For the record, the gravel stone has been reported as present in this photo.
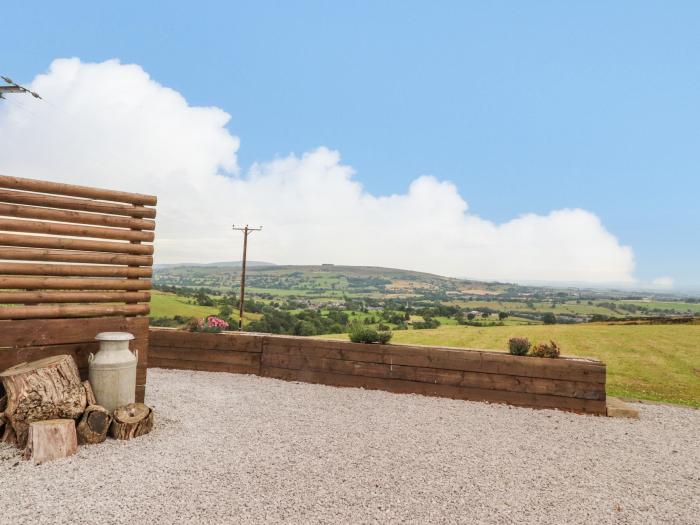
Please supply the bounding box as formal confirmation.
[1,368,698,524]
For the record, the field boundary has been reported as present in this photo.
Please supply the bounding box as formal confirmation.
[149,328,606,414]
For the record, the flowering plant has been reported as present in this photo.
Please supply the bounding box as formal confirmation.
[185,316,230,333]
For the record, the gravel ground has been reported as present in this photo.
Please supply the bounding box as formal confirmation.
[1,368,698,525]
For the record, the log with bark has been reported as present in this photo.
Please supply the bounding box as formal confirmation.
[23,419,78,465]
[77,405,112,445]
[82,380,97,406]
[0,395,6,436]
[0,355,86,448]
[110,403,153,440]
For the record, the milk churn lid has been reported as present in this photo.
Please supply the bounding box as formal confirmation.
[95,331,135,342]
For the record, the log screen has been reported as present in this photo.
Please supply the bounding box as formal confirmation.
[0,175,156,401]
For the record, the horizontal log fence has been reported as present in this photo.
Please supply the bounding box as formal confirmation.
[0,175,156,401]
[149,328,607,415]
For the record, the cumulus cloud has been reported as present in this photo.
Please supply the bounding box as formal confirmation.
[0,58,636,283]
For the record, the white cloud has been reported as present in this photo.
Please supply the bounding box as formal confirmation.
[651,276,674,288]
[0,58,636,283]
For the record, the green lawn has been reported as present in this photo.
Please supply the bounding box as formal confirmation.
[320,323,700,407]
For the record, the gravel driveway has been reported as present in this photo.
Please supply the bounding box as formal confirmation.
[1,368,698,524]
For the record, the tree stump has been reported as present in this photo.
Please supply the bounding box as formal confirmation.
[110,403,153,440]
[1,355,87,448]
[24,419,77,465]
[77,405,112,445]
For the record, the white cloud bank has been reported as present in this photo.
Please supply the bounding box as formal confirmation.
[0,58,638,283]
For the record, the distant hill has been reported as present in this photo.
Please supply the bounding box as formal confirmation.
[152,263,694,302]
[153,262,510,296]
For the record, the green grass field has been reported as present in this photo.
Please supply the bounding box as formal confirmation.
[321,323,700,407]
[150,291,220,319]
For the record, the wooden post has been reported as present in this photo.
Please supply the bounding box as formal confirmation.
[232,225,262,330]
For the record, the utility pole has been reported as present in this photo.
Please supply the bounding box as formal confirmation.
[232,224,262,330]
[0,76,42,100]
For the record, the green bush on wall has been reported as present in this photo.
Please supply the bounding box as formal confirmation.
[348,322,393,344]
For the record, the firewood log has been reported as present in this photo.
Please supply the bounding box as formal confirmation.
[0,355,86,448]
[82,380,97,406]
[24,419,77,465]
[77,405,112,445]
[110,403,153,440]
[0,395,6,436]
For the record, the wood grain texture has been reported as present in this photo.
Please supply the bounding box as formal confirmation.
[0,188,155,217]
[0,262,152,277]
[110,403,153,440]
[0,291,150,304]
[24,419,78,464]
[0,276,151,290]
[261,353,604,400]
[0,316,148,348]
[262,338,606,384]
[0,217,154,242]
[0,247,153,266]
[0,175,157,205]
[262,366,607,415]
[0,303,150,320]
[147,329,607,415]
[0,232,153,254]
[149,328,263,353]
[77,405,112,445]
[149,357,260,375]
[0,202,155,230]
[1,354,86,447]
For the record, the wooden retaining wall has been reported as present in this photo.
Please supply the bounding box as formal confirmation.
[0,175,156,402]
[149,328,607,415]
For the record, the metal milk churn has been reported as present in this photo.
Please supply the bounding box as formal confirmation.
[89,332,138,412]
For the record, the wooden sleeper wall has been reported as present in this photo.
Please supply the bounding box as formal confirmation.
[148,328,607,415]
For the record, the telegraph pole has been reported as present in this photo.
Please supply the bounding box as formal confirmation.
[232,224,262,330]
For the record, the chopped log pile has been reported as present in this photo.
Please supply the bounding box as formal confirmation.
[1,354,153,464]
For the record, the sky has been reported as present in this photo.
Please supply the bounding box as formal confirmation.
[1,1,698,289]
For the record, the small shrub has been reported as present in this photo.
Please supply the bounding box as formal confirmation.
[508,337,531,356]
[348,322,392,344]
[529,340,561,358]
[377,330,393,344]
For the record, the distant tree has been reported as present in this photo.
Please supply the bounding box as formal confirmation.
[467,312,476,321]
[543,312,557,325]
[218,304,233,319]
[481,312,489,318]
[195,290,215,307]
[498,311,508,320]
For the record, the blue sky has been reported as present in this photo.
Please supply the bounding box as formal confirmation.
[3,1,699,287]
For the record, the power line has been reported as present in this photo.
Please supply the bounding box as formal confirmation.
[232,224,263,330]
[0,76,42,100]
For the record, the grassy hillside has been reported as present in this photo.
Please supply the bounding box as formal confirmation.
[320,323,700,407]
[150,291,219,319]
